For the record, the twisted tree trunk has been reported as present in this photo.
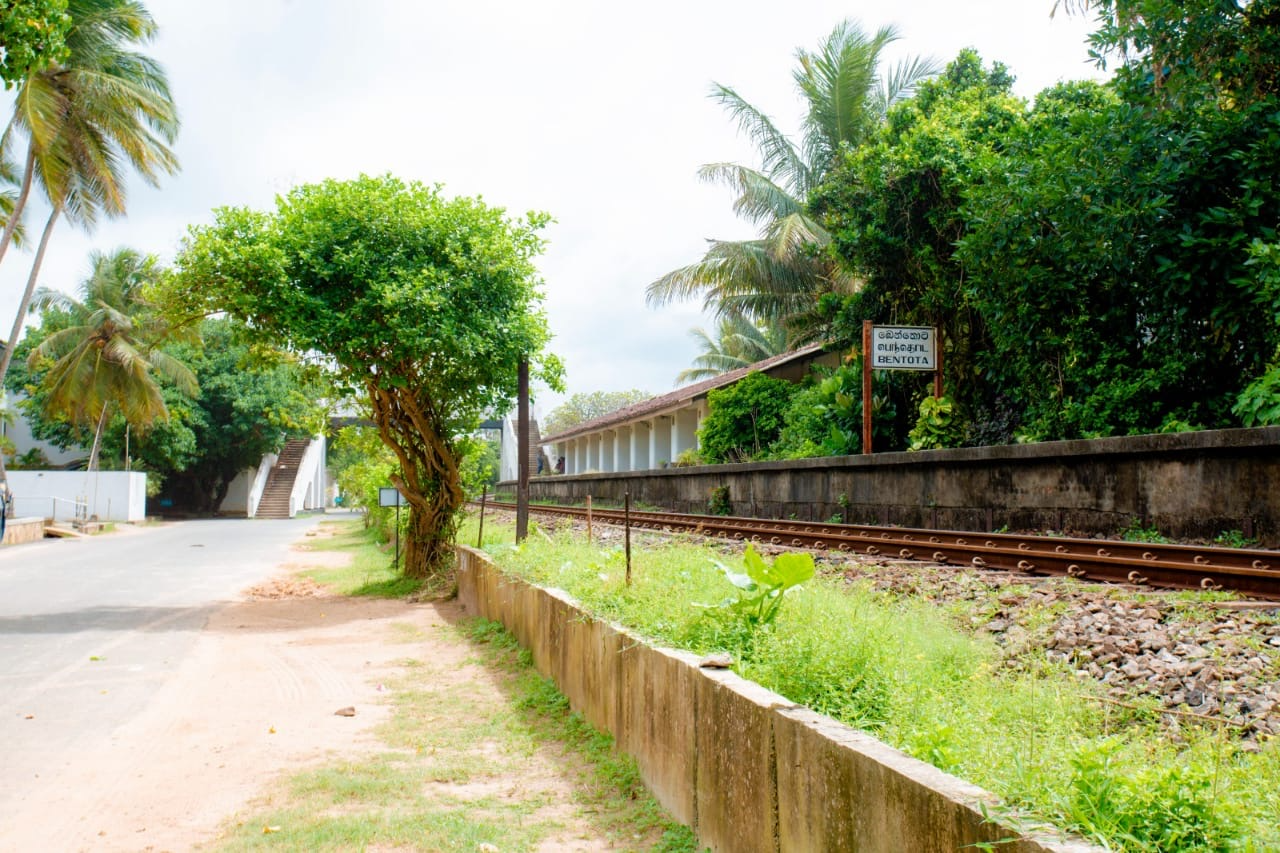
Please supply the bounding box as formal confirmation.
[367,377,464,579]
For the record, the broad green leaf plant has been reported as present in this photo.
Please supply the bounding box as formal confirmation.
[698,544,815,652]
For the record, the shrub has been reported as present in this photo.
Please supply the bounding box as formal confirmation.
[908,395,966,450]
[699,372,797,463]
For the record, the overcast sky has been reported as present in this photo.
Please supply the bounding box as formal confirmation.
[0,1,1105,416]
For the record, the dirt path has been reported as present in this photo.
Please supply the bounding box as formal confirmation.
[1,533,622,852]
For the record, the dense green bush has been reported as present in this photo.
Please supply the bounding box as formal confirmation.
[330,425,398,540]
[769,362,905,457]
[698,372,796,463]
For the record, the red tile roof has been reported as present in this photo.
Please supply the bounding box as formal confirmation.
[540,343,828,444]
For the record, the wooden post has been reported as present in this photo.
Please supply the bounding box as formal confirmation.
[586,494,593,544]
[624,491,632,586]
[477,486,487,548]
[516,359,529,543]
[862,320,873,455]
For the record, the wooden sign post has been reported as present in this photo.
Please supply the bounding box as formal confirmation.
[861,322,941,455]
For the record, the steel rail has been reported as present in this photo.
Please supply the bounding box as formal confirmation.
[476,500,1280,598]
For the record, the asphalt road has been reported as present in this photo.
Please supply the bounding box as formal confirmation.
[0,514,329,815]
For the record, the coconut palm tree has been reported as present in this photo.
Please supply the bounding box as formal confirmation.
[647,19,938,344]
[0,0,179,390]
[675,312,788,385]
[27,247,195,470]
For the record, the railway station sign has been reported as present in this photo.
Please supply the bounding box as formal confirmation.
[869,325,936,371]
[861,321,943,455]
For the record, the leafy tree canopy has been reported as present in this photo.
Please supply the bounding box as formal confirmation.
[542,389,651,437]
[815,49,1026,444]
[169,174,562,577]
[810,11,1280,448]
[8,315,323,509]
[0,0,70,88]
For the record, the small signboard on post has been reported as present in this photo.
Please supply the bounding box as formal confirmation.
[378,487,407,507]
[862,321,943,455]
[379,486,407,571]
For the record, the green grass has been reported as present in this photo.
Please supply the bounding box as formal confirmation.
[460,513,1279,853]
[298,521,424,597]
[215,519,696,852]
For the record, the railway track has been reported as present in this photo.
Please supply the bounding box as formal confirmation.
[476,499,1280,599]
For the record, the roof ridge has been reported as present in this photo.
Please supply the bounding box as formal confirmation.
[540,343,827,444]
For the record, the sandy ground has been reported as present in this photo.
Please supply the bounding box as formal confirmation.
[0,531,610,853]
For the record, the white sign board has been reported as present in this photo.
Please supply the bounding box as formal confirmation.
[378,487,407,507]
[870,325,936,371]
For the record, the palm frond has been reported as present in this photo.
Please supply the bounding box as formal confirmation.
[697,162,805,226]
[708,83,811,197]
[877,54,944,114]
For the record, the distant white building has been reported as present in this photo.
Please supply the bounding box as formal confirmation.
[536,345,835,476]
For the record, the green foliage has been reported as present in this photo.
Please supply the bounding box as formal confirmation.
[9,314,321,511]
[815,50,1021,447]
[1212,529,1259,549]
[676,313,787,385]
[1232,365,1280,427]
[330,425,397,540]
[772,362,898,457]
[772,364,860,457]
[23,248,196,470]
[1119,518,1168,544]
[542,389,650,438]
[647,20,937,343]
[811,9,1280,447]
[672,447,704,467]
[707,485,732,516]
[171,174,562,578]
[1052,738,1243,852]
[957,83,1280,440]
[908,395,964,451]
[1085,0,1280,111]
[0,0,70,87]
[699,371,796,463]
[151,318,323,512]
[696,544,815,653]
[457,432,500,496]
[469,523,1279,849]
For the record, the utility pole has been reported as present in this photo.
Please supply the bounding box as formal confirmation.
[516,358,529,542]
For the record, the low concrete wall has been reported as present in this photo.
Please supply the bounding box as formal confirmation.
[456,547,1096,852]
[2,517,44,545]
[513,427,1280,545]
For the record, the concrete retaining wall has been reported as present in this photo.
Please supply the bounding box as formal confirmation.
[2,517,44,545]
[513,427,1280,545]
[456,547,1097,852]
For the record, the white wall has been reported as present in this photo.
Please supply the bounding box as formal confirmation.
[7,470,147,522]
[220,468,255,513]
